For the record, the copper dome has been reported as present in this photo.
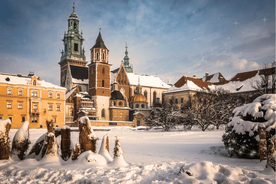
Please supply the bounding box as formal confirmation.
[131,94,147,103]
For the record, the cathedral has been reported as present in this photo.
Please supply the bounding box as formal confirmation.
[60,6,170,127]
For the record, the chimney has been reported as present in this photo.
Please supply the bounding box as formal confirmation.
[193,74,197,79]
[205,72,209,77]
[17,74,22,77]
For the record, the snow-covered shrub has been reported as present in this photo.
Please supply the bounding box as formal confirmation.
[0,119,12,160]
[109,136,128,167]
[222,94,276,158]
[10,121,30,160]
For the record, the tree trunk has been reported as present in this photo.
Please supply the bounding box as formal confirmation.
[61,127,71,161]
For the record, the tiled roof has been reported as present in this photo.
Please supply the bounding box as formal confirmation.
[230,67,275,82]
[91,31,108,50]
[70,65,88,80]
[175,76,213,89]
[202,72,227,83]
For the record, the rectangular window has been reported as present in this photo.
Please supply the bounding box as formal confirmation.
[181,98,184,103]
[53,117,56,123]
[7,88,12,95]
[48,104,53,111]
[33,103,38,110]
[175,99,178,104]
[74,43,78,52]
[22,117,25,122]
[56,105,61,111]
[18,89,23,96]
[31,117,37,123]
[18,103,23,109]
[49,91,53,98]
[7,102,12,109]
[31,90,38,97]
[57,93,60,99]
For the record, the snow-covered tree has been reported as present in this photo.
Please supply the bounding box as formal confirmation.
[109,136,128,167]
[251,62,276,94]
[10,121,30,160]
[0,119,12,160]
[222,94,276,159]
[99,135,113,162]
[181,89,254,131]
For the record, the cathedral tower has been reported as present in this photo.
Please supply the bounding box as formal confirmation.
[59,4,87,87]
[123,41,133,73]
[88,30,111,120]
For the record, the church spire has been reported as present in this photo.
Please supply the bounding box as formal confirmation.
[123,39,133,73]
[91,29,108,50]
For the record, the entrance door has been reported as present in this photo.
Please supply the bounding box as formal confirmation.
[137,118,140,126]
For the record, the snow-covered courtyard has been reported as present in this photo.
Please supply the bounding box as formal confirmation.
[0,127,274,183]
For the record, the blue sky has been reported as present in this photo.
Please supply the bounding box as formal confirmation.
[0,0,275,85]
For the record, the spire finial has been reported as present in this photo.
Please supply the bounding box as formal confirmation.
[138,76,140,86]
[73,2,75,11]
[99,28,101,32]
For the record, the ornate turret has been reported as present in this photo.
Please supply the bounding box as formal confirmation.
[123,40,133,73]
[59,3,87,87]
[60,3,86,62]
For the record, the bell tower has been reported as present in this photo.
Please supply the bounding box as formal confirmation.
[123,40,133,73]
[59,4,87,87]
[88,29,111,120]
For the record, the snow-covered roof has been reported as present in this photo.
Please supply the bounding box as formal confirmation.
[201,72,226,83]
[216,73,274,93]
[66,86,78,99]
[0,73,66,90]
[126,73,170,89]
[164,76,215,94]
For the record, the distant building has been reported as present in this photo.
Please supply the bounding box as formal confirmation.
[0,73,66,129]
[201,72,227,84]
[163,76,214,109]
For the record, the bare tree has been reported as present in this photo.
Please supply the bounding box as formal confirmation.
[251,61,276,94]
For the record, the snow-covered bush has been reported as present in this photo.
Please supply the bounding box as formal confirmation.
[109,136,128,167]
[0,119,12,160]
[99,135,113,162]
[222,94,276,158]
[10,121,30,160]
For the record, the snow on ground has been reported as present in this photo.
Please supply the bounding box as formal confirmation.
[0,127,274,183]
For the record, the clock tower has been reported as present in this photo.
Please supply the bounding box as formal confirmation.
[59,4,87,87]
[88,30,111,120]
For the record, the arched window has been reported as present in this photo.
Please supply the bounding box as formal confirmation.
[144,91,147,99]
[119,102,123,107]
[153,91,157,104]
[141,104,145,108]
[96,53,99,60]
[74,23,77,30]
[102,80,105,87]
[101,109,105,118]
[135,104,139,108]
[103,53,105,60]
[102,67,105,74]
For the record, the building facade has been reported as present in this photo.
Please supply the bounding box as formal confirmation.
[0,73,66,129]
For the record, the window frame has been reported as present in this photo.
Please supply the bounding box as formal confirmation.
[18,89,23,96]
[7,102,12,109]
[18,103,23,109]
[57,92,61,99]
[56,104,61,111]
[49,91,53,98]
[48,104,53,111]
[7,88,12,95]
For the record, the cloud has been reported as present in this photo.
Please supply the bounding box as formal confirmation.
[248,61,261,70]
[233,59,261,71]
[233,59,248,70]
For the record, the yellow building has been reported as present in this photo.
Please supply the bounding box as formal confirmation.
[0,73,66,129]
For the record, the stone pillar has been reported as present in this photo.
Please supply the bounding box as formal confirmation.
[61,126,71,161]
